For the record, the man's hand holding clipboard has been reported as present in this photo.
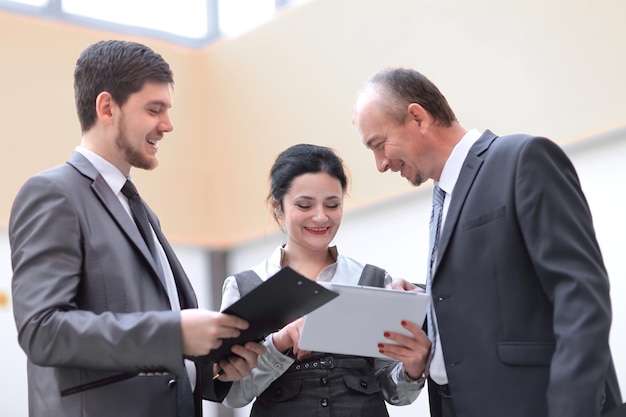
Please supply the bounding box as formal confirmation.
[190,267,338,377]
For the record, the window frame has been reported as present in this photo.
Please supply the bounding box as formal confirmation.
[0,0,299,48]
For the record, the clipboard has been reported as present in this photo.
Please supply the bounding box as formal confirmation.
[193,267,339,363]
[298,282,430,358]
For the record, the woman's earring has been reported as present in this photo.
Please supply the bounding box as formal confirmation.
[274,204,283,220]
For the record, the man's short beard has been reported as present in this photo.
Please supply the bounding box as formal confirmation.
[409,174,424,187]
[115,114,158,171]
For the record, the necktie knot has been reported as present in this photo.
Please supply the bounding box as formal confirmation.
[121,180,139,199]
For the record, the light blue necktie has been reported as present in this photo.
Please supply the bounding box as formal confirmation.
[426,184,445,366]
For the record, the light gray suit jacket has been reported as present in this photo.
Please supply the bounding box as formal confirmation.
[10,152,222,417]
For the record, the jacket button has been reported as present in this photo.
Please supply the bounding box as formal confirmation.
[320,377,328,385]
[168,379,176,389]
[321,398,329,407]
[361,380,368,388]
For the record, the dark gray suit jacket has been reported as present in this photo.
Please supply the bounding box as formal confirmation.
[10,152,225,417]
[428,131,621,417]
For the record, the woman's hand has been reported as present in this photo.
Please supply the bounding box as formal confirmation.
[386,278,425,293]
[378,319,430,380]
[271,317,311,360]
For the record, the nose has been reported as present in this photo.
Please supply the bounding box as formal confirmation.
[375,153,390,173]
[312,206,329,222]
[160,112,174,133]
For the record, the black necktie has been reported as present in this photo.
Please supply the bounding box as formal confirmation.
[121,180,159,260]
[121,180,168,286]
[121,180,195,416]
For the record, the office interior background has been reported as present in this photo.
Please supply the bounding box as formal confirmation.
[1,0,625,415]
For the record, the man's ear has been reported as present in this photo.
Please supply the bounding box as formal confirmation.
[407,102,432,130]
[95,91,115,125]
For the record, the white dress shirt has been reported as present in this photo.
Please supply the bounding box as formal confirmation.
[429,129,482,385]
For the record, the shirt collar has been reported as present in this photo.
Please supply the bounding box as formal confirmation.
[437,129,482,195]
[75,146,129,194]
[267,244,340,281]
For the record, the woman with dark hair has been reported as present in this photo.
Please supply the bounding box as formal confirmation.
[219,144,430,416]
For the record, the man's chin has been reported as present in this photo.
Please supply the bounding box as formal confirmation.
[408,176,423,187]
[131,156,159,171]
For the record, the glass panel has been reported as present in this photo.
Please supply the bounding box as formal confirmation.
[218,0,274,37]
[61,0,208,38]
[4,0,49,6]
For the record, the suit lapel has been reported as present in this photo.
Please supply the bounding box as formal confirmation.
[434,130,498,276]
[67,152,167,293]
[149,216,198,309]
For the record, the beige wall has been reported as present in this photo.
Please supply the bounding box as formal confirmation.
[1,0,625,248]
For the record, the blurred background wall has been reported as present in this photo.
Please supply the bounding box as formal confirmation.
[1,0,624,415]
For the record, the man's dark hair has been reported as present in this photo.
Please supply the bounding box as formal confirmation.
[74,40,174,132]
